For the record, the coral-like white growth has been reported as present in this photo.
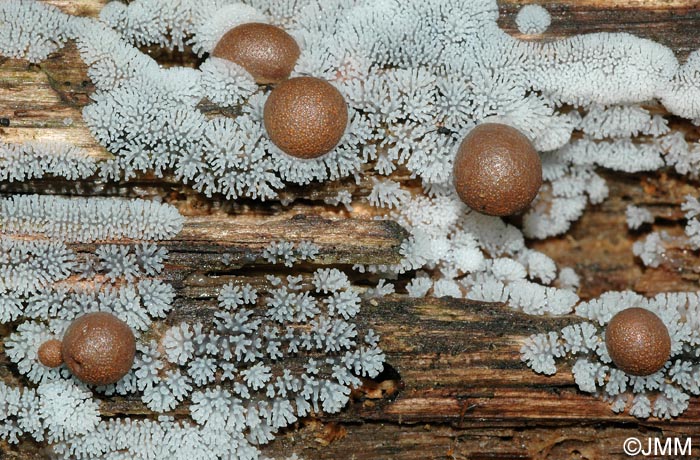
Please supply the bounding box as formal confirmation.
[631,195,700,268]
[155,267,383,454]
[523,157,608,239]
[6,0,700,453]
[5,322,63,385]
[530,33,678,106]
[0,142,97,182]
[368,178,411,209]
[324,190,354,211]
[661,50,700,121]
[557,267,580,291]
[53,416,264,460]
[516,4,551,35]
[0,195,183,242]
[5,242,175,386]
[632,232,670,268]
[522,292,700,419]
[365,279,395,298]
[659,132,700,177]
[0,237,75,297]
[0,0,70,62]
[200,57,257,107]
[520,250,557,284]
[0,379,99,445]
[0,195,179,414]
[557,137,664,173]
[626,205,654,230]
[577,105,668,139]
[682,195,700,248]
[262,240,320,267]
[406,273,433,298]
[369,190,580,314]
[521,331,562,375]
[0,192,377,459]
[3,0,692,212]
[37,380,101,443]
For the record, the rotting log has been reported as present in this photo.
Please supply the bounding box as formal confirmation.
[4,1,700,459]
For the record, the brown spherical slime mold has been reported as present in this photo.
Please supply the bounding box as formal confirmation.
[605,307,671,376]
[452,123,542,216]
[38,339,64,368]
[61,312,136,386]
[212,23,300,84]
[263,76,348,159]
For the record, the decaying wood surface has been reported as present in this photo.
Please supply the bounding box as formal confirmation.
[3,1,700,459]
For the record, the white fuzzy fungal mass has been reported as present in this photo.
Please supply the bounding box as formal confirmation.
[0,142,98,182]
[0,193,382,458]
[262,240,320,267]
[632,195,700,269]
[0,195,184,242]
[515,4,551,35]
[522,292,700,419]
[3,0,700,455]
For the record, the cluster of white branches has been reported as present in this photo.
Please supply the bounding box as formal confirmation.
[0,195,183,242]
[136,269,384,456]
[4,0,700,447]
[0,195,183,451]
[522,291,700,419]
[0,142,98,182]
[631,195,700,269]
[261,240,320,267]
[4,239,175,387]
[3,252,383,458]
[515,4,551,35]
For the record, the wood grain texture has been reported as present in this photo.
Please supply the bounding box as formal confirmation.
[3,1,700,459]
[499,1,700,61]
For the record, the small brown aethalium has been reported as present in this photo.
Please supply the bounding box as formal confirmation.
[264,76,348,159]
[453,123,542,217]
[60,312,137,386]
[37,339,64,369]
[605,307,671,376]
[212,22,300,84]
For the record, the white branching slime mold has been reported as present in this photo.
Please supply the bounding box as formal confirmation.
[3,0,700,458]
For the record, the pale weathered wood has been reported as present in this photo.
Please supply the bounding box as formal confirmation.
[3,1,700,459]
